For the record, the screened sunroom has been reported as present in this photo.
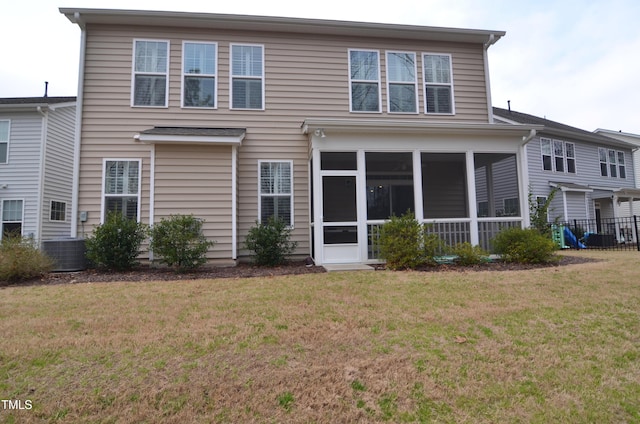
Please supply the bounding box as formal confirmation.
[304,119,539,265]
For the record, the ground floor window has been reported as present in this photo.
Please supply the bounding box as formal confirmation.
[259,161,293,226]
[422,153,467,218]
[50,201,67,222]
[103,159,141,221]
[2,199,23,238]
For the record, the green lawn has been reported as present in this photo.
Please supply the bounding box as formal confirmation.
[1,250,639,423]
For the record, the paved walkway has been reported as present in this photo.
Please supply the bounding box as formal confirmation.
[322,263,375,272]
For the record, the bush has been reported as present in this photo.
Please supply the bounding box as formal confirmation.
[379,212,429,270]
[245,217,297,266]
[85,212,148,271]
[0,236,53,283]
[492,227,558,264]
[150,215,214,272]
[451,242,489,266]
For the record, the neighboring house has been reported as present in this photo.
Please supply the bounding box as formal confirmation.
[494,107,640,237]
[61,8,539,265]
[0,96,76,242]
[593,129,640,217]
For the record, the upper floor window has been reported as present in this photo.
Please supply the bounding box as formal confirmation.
[0,120,9,164]
[386,51,418,113]
[599,147,626,178]
[231,44,264,110]
[423,54,453,114]
[133,40,169,107]
[541,139,575,174]
[50,201,67,222]
[182,42,217,108]
[259,161,293,226]
[102,159,141,221]
[349,49,381,112]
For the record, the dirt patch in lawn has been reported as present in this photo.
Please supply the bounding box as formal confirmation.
[12,254,598,287]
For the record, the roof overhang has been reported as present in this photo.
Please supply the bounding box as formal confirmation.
[134,127,245,145]
[302,118,541,138]
[60,8,505,45]
[550,182,593,193]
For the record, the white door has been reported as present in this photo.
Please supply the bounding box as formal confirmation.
[321,174,360,263]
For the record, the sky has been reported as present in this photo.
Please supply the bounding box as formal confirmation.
[2,0,639,134]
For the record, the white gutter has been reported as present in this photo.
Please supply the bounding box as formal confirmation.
[70,13,86,238]
[483,34,498,123]
[232,145,238,260]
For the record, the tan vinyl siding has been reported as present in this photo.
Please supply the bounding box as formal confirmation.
[77,23,492,258]
[154,144,232,259]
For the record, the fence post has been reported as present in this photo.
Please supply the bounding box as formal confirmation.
[634,215,640,252]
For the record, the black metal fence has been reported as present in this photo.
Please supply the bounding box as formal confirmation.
[555,216,640,251]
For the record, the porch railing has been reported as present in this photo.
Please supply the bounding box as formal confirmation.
[367,217,523,259]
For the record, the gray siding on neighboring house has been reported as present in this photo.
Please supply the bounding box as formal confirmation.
[41,104,76,240]
[526,135,635,221]
[76,22,493,258]
[0,112,43,239]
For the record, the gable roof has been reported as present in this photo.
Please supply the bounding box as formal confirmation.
[60,8,504,46]
[493,106,636,148]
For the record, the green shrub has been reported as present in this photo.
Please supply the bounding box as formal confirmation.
[379,212,426,270]
[451,242,489,266]
[0,236,53,283]
[150,215,214,272]
[492,227,558,264]
[85,212,148,271]
[245,217,297,266]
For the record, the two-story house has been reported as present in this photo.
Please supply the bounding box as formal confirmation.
[0,96,76,242]
[61,8,539,265]
[494,107,640,243]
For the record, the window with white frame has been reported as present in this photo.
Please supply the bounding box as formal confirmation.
[0,120,9,163]
[540,138,575,173]
[349,49,381,112]
[259,161,293,226]
[182,42,217,108]
[103,160,141,221]
[50,201,67,222]
[133,40,169,107]
[423,53,453,114]
[2,199,23,238]
[599,147,608,177]
[231,44,264,109]
[617,151,626,178]
[608,149,618,178]
[386,51,418,113]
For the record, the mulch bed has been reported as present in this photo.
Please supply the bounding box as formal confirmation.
[5,255,597,287]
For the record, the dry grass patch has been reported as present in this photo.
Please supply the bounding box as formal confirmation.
[1,251,640,423]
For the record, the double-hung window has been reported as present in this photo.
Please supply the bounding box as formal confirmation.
[182,42,217,108]
[386,51,418,113]
[423,53,454,114]
[259,161,293,226]
[102,159,141,221]
[541,139,575,173]
[349,49,381,112]
[2,199,23,238]
[598,148,626,178]
[133,40,169,107]
[0,120,9,163]
[231,44,264,110]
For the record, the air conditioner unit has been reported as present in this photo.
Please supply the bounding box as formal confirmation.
[42,238,87,272]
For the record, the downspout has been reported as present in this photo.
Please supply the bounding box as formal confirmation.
[70,12,86,238]
[519,129,536,228]
[36,106,49,244]
[232,145,238,261]
[483,34,498,123]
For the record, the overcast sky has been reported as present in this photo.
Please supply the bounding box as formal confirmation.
[2,0,639,134]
